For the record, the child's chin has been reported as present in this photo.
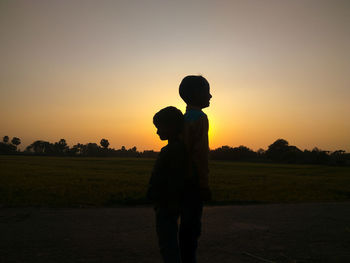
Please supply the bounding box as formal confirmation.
[202,100,210,107]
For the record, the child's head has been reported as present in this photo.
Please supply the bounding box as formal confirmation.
[153,106,184,141]
[179,75,212,108]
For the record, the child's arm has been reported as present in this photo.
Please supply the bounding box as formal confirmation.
[146,149,167,203]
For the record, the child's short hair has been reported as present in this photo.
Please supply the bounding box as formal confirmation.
[179,75,209,105]
[153,106,184,134]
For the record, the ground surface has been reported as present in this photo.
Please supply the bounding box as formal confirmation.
[1,202,349,263]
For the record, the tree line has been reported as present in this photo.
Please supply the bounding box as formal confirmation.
[1,136,349,166]
[0,136,158,158]
[210,139,349,166]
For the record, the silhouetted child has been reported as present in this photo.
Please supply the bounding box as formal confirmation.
[178,75,212,263]
[147,106,187,263]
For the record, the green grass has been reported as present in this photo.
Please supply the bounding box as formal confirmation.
[1,156,349,207]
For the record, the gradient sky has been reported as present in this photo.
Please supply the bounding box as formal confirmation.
[1,0,349,152]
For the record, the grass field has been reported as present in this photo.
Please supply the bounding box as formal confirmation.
[1,155,350,207]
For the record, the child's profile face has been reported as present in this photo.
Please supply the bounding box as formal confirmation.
[156,124,170,141]
[198,86,212,108]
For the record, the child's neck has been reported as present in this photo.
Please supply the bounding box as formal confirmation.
[187,105,202,111]
[168,136,180,144]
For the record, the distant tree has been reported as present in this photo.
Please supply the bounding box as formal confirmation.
[210,145,257,161]
[282,145,303,163]
[100,139,109,149]
[0,139,16,154]
[11,137,21,149]
[26,140,56,155]
[266,139,290,161]
[84,143,100,156]
[310,147,330,164]
[58,139,67,147]
[266,139,303,163]
[3,136,9,143]
[330,150,346,165]
[257,148,265,156]
[268,139,289,151]
[71,143,84,155]
[54,139,68,154]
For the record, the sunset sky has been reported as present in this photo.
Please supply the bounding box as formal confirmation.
[1,0,349,152]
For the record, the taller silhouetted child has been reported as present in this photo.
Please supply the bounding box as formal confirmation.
[179,75,212,263]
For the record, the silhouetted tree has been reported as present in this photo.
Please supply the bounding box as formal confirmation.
[329,150,346,165]
[311,147,330,164]
[267,139,289,155]
[11,137,21,149]
[257,148,266,158]
[71,143,84,155]
[302,149,328,164]
[0,141,16,154]
[26,140,55,155]
[54,139,68,155]
[210,145,257,161]
[0,136,20,154]
[100,139,109,149]
[128,146,139,157]
[84,143,100,156]
[266,139,303,163]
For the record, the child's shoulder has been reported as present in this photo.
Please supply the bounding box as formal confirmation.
[184,108,207,122]
[163,140,186,153]
[159,141,186,160]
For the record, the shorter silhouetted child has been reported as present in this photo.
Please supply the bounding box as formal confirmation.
[147,106,187,263]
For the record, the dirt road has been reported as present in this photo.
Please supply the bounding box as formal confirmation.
[1,202,349,262]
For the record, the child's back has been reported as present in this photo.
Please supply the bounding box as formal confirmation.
[183,106,209,190]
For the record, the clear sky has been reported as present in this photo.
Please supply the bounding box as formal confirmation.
[1,0,349,152]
